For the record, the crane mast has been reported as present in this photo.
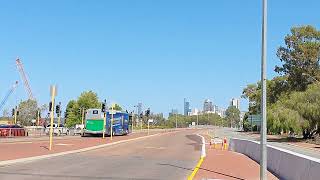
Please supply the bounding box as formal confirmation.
[0,81,18,112]
[16,58,34,100]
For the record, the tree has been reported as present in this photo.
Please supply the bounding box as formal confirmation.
[275,25,320,91]
[110,104,122,111]
[17,99,38,125]
[225,106,240,128]
[65,91,100,127]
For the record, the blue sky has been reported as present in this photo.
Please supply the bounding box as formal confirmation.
[0,0,319,116]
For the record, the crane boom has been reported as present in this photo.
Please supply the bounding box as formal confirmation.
[16,58,34,100]
[0,81,18,112]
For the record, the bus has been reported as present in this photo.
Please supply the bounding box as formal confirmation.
[81,108,132,137]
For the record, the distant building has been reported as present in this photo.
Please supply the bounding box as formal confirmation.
[216,107,226,118]
[230,98,240,109]
[203,99,214,113]
[169,109,178,117]
[190,108,201,116]
[137,103,142,115]
[184,98,191,116]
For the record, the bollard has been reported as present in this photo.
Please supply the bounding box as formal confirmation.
[223,137,228,150]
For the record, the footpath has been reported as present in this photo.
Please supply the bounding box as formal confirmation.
[194,134,278,180]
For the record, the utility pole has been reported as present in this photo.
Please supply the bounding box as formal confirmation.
[260,0,267,179]
[14,106,17,124]
[57,102,61,127]
[81,107,85,125]
[111,104,114,141]
[49,85,56,151]
[197,113,199,127]
[37,109,40,126]
[102,99,106,139]
[175,113,177,129]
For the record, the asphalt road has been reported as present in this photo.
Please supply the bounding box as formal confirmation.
[0,130,201,180]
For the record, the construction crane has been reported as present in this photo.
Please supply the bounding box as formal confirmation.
[0,81,19,112]
[16,58,34,100]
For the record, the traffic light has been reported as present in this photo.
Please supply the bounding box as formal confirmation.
[64,111,68,118]
[101,99,107,112]
[140,112,143,118]
[56,105,60,115]
[16,110,19,116]
[145,108,150,117]
[49,102,53,112]
[12,108,15,116]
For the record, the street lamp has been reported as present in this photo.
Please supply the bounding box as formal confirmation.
[260,0,267,179]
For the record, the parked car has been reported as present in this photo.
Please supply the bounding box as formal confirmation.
[69,124,84,136]
[45,124,70,136]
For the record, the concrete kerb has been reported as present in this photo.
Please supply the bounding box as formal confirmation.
[0,130,179,167]
[229,137,320,180]
[187,134,206,180]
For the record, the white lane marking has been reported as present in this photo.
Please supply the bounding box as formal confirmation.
[144,146,166,150]
[4,141,33,145]
[56,143,73,146]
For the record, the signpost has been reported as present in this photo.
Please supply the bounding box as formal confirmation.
[110,104,116,141]
[148,119,153,135]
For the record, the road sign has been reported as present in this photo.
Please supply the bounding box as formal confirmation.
[248,114,261,126]
[148,119,154,123]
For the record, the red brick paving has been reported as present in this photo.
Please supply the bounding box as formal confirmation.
[194,135,278,180]
[0,131,164,161]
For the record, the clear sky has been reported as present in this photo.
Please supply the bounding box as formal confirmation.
[0,0,319,116]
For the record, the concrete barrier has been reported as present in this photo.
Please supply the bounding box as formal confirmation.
[229,138,320,180]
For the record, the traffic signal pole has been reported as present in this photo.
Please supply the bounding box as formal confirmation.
[14,106,17,124]
[49,86,56,151]
[81,107,85,125]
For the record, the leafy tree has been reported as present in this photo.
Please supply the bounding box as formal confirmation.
[275,25,320,91]
[65,91,100,127]
[17,99,38,125]
[225,106,240,128]
[110,104,122,111]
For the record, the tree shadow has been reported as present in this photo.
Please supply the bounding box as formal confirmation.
[158,163,245,180]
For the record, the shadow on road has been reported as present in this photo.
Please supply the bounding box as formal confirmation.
[158,163,245,180]
[185,134,201,151]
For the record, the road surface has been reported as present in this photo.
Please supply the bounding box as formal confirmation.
[0,130,201,180]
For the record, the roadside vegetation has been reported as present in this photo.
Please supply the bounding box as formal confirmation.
[242,25,320,139]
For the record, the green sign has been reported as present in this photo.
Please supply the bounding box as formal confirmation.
[248,114,261,126]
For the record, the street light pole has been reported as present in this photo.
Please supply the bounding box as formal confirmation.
[260,0,267,179]
[175,113,177,129]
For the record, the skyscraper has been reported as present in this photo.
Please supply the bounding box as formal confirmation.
[230,98,240,109]
[203,99,213,112]
[184,98,191,116]
[137,103,142,115]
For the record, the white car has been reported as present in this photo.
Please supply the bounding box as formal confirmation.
[45,124,70,136]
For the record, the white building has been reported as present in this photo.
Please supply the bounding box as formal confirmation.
[230,98,240,110]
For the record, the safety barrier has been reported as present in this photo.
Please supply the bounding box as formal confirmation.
[0,128,27,137]
[229,138,320,180]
